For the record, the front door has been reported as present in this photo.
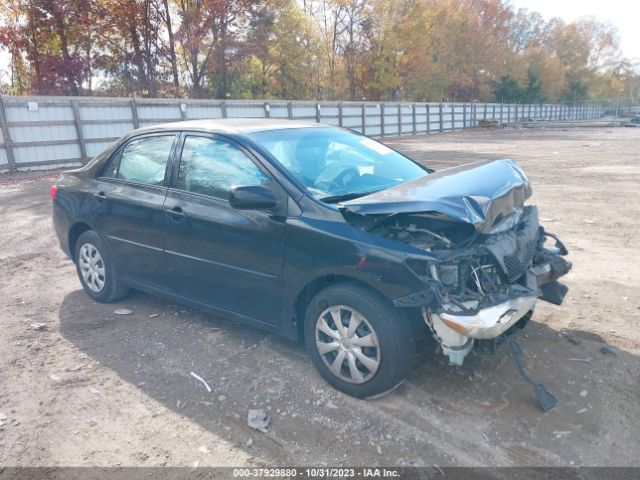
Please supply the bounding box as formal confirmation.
[162,134,286,324]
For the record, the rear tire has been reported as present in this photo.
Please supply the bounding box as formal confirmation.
[74,230,129,303]
[304,283,415,399]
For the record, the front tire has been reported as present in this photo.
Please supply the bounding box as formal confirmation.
[74,230,129,303]
[304,283,415,399]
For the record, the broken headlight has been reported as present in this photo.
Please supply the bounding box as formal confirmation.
[437,265,459,287]
[405,258,459,288]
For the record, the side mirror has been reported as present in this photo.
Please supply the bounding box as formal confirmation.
[229,185,278,210]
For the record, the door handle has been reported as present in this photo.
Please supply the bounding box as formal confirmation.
[93,191,106,202]
[165,206,185,221]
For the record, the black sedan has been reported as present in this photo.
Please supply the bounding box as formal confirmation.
[52,119,571,398]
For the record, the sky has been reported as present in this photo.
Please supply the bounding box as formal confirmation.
[510,0,640,61]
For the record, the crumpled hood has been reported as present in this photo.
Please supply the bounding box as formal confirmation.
[341,159,532,234]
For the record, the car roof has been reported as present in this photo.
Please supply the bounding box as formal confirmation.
[137,118,330,135]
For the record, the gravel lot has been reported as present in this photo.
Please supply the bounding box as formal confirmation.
[1,127,639,467]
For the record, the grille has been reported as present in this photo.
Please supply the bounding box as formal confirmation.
[482,206,540,283]
[503,237,537,282]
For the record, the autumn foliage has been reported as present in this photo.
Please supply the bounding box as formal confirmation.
[1,0,638,102]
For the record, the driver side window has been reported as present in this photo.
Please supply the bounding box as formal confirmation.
[177,136,271,200]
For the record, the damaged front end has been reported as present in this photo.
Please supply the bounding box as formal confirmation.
[342,159,572,366]
[391,205,571,365]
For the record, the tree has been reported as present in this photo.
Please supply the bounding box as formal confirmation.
[1,0,638,102]
[0,0,93,95]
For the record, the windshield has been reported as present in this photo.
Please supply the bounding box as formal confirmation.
[248,127,428,202]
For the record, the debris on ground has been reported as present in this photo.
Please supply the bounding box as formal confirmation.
[247,409,270,433]
[477,119,500,129]
[600,346,618,357]
[560,330,581,345]
[245,438,253,448]
[0,413,6,427]
[31,323,46,331]
[579,390,588,397]
[567,357,592,363]
[197,445,210,454]
[149,313,159,318]
[190,372,212,393]
[113,309,133,315]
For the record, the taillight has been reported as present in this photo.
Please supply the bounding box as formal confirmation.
[50,184,58,201]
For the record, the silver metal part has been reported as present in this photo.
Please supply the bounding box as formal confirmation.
[78,242,106,292]
[424,295,537,365]
[315,305,380,384]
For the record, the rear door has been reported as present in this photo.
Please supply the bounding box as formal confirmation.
[92,133,177,287]
[162,133,286,323]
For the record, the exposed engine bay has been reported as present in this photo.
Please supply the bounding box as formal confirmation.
[339,159,572,368]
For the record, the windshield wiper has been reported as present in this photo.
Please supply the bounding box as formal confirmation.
[320,189,385,204]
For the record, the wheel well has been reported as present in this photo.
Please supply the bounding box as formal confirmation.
[293,274,390,341]
[68,222,92,261]
[293,274,427,342]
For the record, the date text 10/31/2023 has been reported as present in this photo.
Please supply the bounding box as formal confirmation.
[232,468,401,477]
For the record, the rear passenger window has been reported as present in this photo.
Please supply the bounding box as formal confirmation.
[177,136,270,199]
[103,135,174,185]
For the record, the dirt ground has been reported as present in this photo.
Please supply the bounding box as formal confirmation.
[1,126,639,467]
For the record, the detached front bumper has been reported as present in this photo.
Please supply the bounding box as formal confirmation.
[435,295,537,339]
[423,294,537,365]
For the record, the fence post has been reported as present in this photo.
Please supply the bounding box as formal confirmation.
[462,103,467,129]
[439,103,444,132]
[412,104,417,135]
[426,104,431,134]
[315,103,321,123]
[450,104,455,130]
[338,102,343,127]
[361,103,366,135]
[397,103,402,136]
[221,101,228,118]
[130,95,140,129]
[70,99,87,162]
[380,103,385,137]
[0,94,17,174]
[264,102,271,118]
[287,101,293,120]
